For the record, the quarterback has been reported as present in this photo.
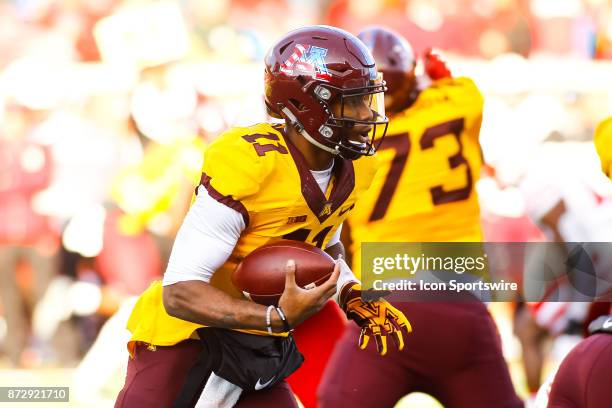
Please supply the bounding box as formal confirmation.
[114,26,410,408]
[318,27,522,407]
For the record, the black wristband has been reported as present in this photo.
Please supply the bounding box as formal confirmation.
[275,306,292,332]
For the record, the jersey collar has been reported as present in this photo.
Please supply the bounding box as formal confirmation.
[277,126,355,223]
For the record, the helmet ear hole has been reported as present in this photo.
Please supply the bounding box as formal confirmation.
[289,98,308,112]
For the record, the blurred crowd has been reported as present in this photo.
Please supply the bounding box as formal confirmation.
[0,0,612,402]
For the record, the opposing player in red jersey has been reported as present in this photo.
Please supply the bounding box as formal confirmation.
[516,137,612,402]
[532,118,612,408]
[318,27,522,408]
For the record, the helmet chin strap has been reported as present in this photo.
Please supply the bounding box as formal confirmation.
[281,107,340,156]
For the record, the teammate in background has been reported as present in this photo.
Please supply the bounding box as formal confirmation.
[115,26,410,408]
[532,118,612,408]
[319,27,522,408]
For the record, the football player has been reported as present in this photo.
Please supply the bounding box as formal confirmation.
[514,128,612,401]
[533,119,612,408]
[318,27,523,407]
[115,25,410,408]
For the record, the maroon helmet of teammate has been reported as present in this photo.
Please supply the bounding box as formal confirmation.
[358,27,417,113]
[265,25,388,160]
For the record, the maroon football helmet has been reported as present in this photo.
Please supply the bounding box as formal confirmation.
[265,25,388,160]
[358,27,417,113]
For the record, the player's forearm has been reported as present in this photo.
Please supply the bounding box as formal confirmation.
[163,280,284,332]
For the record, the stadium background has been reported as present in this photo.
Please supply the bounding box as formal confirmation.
[0,0,611,406]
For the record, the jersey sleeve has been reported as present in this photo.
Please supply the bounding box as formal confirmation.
[200,128,275,225]
[163,185,244,286]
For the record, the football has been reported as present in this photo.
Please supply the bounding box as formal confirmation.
[232,240,336,306]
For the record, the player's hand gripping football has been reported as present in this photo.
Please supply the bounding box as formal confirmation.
[278,259,340,329]
[423,47,452,80]
[340,282,412,356]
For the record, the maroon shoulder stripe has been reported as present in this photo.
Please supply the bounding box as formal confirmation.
[199,172,250,227]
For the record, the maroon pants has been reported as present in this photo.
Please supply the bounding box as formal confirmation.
[548,333,612,408]
[318,300,523,408]
[115,340,298,408]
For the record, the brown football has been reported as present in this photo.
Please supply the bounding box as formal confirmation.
[232,240,335,306]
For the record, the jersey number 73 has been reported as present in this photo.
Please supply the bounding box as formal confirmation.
[369,118,473,221]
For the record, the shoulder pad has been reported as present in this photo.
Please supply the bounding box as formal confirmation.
[419,76,483,109]
[202,124,281,201]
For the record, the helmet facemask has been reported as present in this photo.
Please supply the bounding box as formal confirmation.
[308,73,388,160]
[322,74,389,160]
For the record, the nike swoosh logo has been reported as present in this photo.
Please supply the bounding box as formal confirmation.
[254,376,275,390]
[338,204,355,216]
[604,318,612,329]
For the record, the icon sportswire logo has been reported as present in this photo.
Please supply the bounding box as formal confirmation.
[254,376,275,390]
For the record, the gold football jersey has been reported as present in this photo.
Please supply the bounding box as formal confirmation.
[127,123,378,351]
[594,117,612,180]
[347,77,484,277]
